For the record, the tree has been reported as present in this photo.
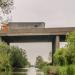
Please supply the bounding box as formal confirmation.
[10,46,29,68]
[36,56,44,69]
[0,42,11,71]
[0,0,14,14]
[0,0,14,24]
[54,30,75,65]
[53,48,68,65]
[66,31,75,64]
[0,41,29,71]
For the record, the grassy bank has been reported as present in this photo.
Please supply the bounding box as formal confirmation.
[40,65,75,75]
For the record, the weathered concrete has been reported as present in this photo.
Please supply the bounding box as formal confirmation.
[0,27,75,53]
[0,27,75,36]
[8,22,45,29]
[0,23,75,63]
[55,35,60,50]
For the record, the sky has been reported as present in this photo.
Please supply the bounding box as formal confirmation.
[9,0,70,65]
[10,42,67,65]
[11,0,75,27]
[10,42,52,65]
[0,0,73,65]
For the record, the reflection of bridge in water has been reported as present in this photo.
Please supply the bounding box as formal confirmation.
[0,22,75,63]
[0,67,43,75]
[12,67,44,75]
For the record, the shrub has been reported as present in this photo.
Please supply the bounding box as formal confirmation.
[36,56,44,69]
[67,65,75,75]
[56,66,67,75]
[41,65,75,75]
[53,31,75,75]
[42,65,51,75]
[66,31,75,64]
[53,48,68,65]
[56,65,75,75]
[10,46,28,68]
[0,42,11,71]
[0,41,29,70]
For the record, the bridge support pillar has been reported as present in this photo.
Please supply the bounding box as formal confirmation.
[52,35,60,64]
[0,37,2,42]
[55,35,60,50]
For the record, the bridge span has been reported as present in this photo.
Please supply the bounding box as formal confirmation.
[0,22,75,63]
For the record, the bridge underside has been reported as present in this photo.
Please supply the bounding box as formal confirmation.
[1,35,66,63]
[2,35,66,42]
[0,27,74,63]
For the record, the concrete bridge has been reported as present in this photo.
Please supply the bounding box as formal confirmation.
[0,22,75,63]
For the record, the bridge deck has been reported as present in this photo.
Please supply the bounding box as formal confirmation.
[0,27,75,36]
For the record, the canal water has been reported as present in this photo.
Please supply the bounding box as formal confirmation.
[0,67,44,75]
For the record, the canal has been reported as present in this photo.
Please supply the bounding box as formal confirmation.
[0,67,44,75]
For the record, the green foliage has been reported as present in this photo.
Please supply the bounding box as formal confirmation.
[0,42,10,53]
[41,65,51,75]
[36,56,49,69]
[54,31,75,65]
[0,42,11,71]
[54,48,68,65]
[0,41,29,72]
[67,65,75,75]
[56,65,75,75]
[42,66,57,75]
[56,66,67,75]
[0,71,12,75]
[66,31,75,64]
[36,56,44,69]
[41,65,75,75]
[53,31,75,75]
[35,56,51,75]
[10,46,28,68]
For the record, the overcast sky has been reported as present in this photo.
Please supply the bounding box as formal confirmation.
[10,42,52,65]
[11,0,75,27]
[10,42,67,65]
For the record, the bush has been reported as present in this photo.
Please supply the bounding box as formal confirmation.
[0,42,11,71]
[0,41,29,71]
[10,46,28,68]
[36,56,44,69]
[54,31,75,65]
[67,65,75,75]
[56,66,67,75]
[42,65,51,75]
[54,48,68,65]
[66,31,75,64]
[53,31,75,75]
[40,65,75,75]
[56,65,75,75]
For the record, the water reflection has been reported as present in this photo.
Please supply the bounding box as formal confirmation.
[27,67,36,75]
[12,72,27,75]
[27,67,44,75]
[0,67,44,75]
[0,72,12,75]
[12,68,27,75]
